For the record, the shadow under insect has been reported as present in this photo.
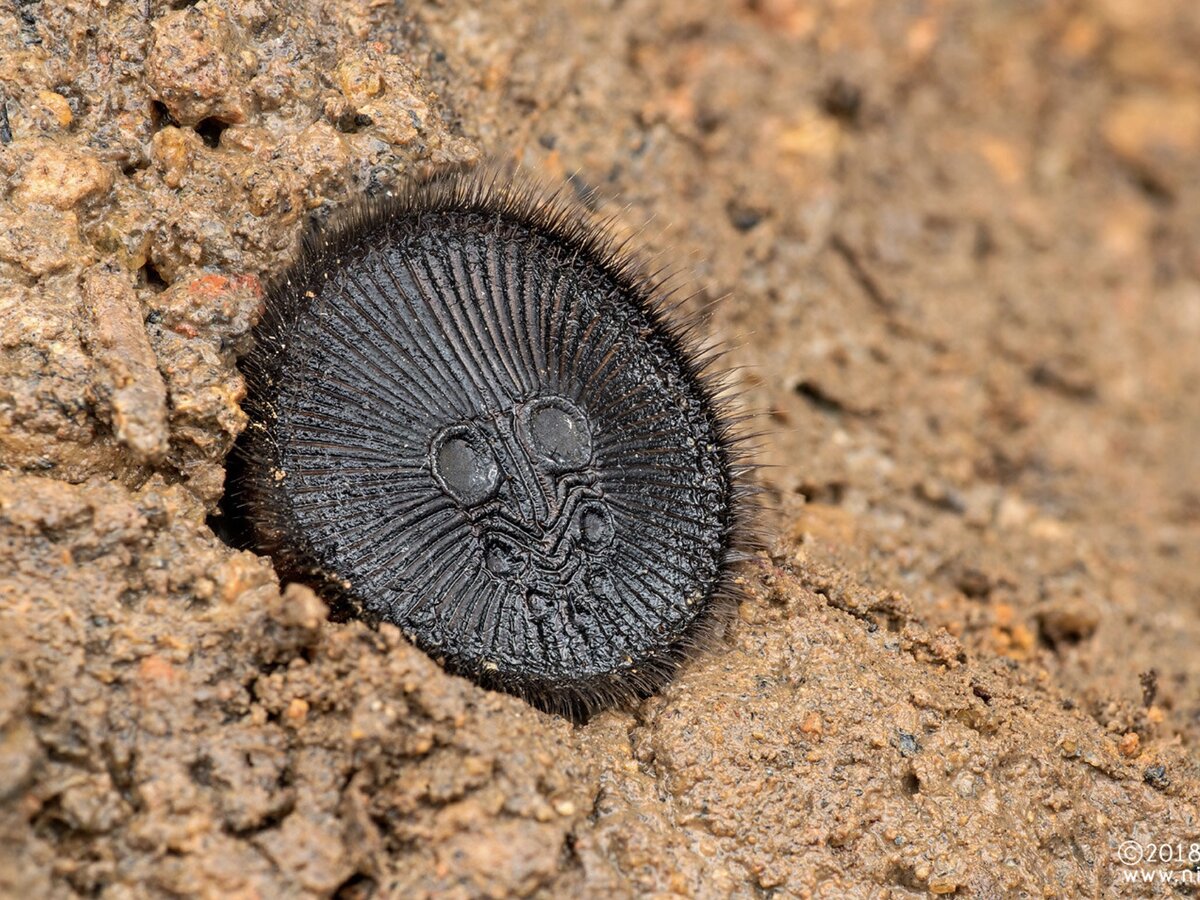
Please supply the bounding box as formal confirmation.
[430,395,616,629]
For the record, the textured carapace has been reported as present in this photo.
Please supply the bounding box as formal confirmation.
[234,173,753,716]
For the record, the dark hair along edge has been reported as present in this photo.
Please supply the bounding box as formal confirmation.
[228,167,764,721]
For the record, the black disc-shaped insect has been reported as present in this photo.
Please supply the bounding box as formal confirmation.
[234,174,752,716]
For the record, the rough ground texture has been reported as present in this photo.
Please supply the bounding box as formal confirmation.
[1,0,1199,897]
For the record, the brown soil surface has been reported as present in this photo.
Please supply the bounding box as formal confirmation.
[3,1,1200,897]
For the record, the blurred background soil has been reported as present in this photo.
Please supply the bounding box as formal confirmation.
[2,0,1199,897]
